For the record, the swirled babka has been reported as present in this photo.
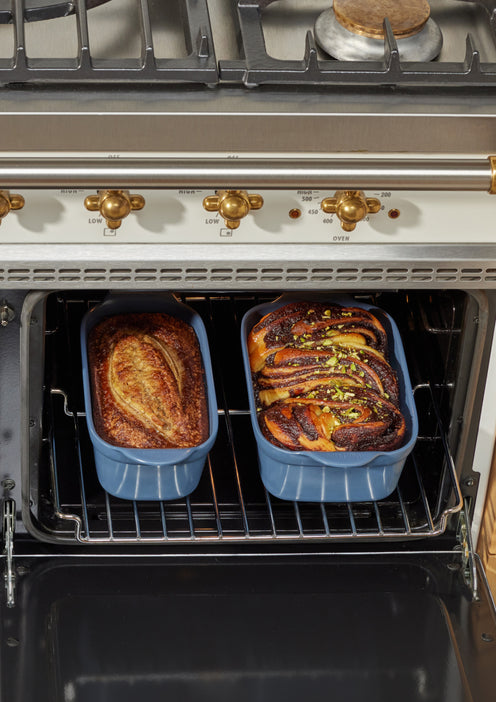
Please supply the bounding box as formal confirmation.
[248,301,406,452]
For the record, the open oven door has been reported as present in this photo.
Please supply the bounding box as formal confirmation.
[1,552,496,702]
[1,289,495,699]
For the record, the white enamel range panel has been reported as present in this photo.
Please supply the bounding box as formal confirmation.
[0,188,495,245]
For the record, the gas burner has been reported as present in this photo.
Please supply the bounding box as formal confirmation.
[315,0,443,62]
[0,0,111,24]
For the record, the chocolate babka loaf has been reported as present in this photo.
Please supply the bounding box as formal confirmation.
[88,313,208,449]
[248,301,406,452]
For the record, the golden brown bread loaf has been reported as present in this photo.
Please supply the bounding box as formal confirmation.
[248,301,406,452]
[88,313,208,449]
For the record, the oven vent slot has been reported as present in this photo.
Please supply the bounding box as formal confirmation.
[6,265,496,288]
[27,292,464,545]
[460,268,484,282]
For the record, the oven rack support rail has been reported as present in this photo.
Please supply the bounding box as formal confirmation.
[0,0,218,85]
[1,495,15,607]
[39,382,463,546]
[220,0,496,87]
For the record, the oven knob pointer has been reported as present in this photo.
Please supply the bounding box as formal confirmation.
[0,191,24,225]
[84,190,145,230]
[321,191,381,232]
[203,190,263,230]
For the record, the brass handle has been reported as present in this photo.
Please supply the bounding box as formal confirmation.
[0,190,24,225]
[321,190,381,232]
[84,189,145,230]
[203,190,263,230]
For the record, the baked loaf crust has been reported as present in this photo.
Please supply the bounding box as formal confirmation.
[248,301,406,452]
[88,313,208,449]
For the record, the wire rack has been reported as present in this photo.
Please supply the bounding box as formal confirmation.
[31,291,463,544]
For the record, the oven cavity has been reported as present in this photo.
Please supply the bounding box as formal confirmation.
[22,290,468,545]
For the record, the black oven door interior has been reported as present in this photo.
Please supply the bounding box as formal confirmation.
[2,553,496,702]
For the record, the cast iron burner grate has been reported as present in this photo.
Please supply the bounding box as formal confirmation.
[29,292,463,545]
[0,0,217,85]
[0,0,111,24]
[220,0,496,87]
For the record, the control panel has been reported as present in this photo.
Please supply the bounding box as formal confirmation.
[0,188,493,244]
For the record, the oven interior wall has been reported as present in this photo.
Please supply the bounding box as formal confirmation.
[16,288,488,547]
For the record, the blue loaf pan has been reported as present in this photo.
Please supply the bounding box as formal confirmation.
[241,295,419,503]
[81,293,218,501]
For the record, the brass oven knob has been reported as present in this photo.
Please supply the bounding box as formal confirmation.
[321,191,381,232]
[0,190,24,225]
[84,190,145,230]
[203,190,264,230]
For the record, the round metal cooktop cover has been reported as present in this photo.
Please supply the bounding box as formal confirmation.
[333,0,431,39]
[315,0,443,62]
[0,0,111,24]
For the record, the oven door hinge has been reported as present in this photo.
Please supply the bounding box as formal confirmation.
[456,499,478,601]
[2,497,16,608]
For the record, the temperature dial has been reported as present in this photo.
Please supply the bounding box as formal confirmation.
[0,190,24,225]
[321,191,381,232]
[84,190,145,230]
[203,190,264,230]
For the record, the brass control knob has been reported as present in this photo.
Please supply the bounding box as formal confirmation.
[321,190,381,232]
[0,190,24,225]
[203,190,264,230]
[84,189,145,230]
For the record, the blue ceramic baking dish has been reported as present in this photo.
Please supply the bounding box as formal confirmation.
[81,294,218,501]
[241,295,419,503]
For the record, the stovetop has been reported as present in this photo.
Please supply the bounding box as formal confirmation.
[1,0,496,88]
[1,1,496,156]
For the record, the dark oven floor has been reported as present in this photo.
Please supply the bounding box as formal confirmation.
[27,291,466,544]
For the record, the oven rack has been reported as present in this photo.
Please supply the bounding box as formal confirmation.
[43,385,463,545]
[30,292,464,545]
[0,0,218,85]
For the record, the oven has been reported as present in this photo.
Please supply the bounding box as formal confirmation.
[1,1,496,700]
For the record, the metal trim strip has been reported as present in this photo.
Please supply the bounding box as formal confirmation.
[0,157,491,190]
